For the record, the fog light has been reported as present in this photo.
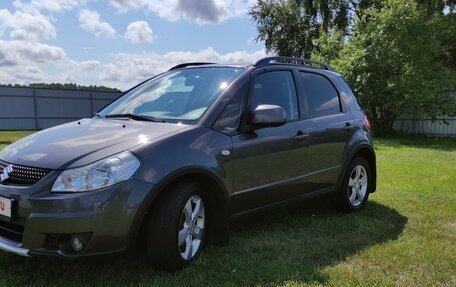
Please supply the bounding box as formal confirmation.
[70,236,83,252]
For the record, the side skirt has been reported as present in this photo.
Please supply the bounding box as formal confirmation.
[230,186,336,221]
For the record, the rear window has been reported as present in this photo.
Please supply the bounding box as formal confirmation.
[300,72,341,118]
[336,76,362,111]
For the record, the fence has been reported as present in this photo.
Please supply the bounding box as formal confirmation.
[0,87,455,137]
[0,87,121,130]
[393,117,456,137]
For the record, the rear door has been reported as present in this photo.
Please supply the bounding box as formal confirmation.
[295,71,355,191]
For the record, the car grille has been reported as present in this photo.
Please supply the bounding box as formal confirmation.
[0,160,50,186]
[0,220,24,243]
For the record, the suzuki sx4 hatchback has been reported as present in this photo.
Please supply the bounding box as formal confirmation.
[0,57,376,271]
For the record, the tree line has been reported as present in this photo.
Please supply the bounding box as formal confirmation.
[0,83,121,92]
[250,0,456,135]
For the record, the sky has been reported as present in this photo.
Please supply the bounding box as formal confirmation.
[0,0,266,90]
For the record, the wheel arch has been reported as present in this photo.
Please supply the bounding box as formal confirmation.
[132,167,231,248]
[340,144,377,193]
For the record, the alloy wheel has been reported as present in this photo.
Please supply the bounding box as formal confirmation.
[348,165,368,207]
[178,195,205,260]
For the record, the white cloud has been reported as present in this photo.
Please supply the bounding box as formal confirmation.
[0,40,67,84]
[79,9,116,38]
[0,2,264,90]
[0,65,42,84]
[109,0,255,24]
[176,0,226,23]
[0,40,66,64]
[125,21,153,44]
[23,65,44,80]
[100,63,122,81]
[0,50,16,66]
[13,0,86,13]
[77,60,100,70]
[0,9,56,40]
[0,39,265,90]
[164,47,266,64]
[97,47,266,89]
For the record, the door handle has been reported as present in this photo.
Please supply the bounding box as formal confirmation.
[293,131,309,142]
[344,122,355,131]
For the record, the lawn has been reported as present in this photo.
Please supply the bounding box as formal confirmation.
[0,132,455,286]
[0,131,35,150]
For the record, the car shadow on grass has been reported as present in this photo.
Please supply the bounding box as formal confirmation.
[0,199,407,287]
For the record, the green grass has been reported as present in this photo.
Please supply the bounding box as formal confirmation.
[0,131,35,150]
[0,132,455,286]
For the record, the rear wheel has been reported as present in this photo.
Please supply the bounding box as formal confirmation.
[337,157,370,212]
[145,182,206,271]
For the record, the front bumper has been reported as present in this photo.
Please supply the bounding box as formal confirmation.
[0,236,29,256]
[0,173,156,258]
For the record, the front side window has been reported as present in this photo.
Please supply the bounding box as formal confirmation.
[300,72,341,118]
[100,67,245,123]
[250,71,299,121]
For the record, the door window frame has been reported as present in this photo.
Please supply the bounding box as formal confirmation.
[297,70,348,119]
[240,67,303,131]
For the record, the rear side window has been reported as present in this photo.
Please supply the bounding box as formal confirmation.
[251,71,299,121]
[337,76,361,111]
[300,72,341,118]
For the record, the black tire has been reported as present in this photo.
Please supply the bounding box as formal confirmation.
[145,181,206,271]
[337,157,371,212]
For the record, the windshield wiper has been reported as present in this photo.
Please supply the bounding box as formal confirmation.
[93,113,104,118]
[105,113,165,122]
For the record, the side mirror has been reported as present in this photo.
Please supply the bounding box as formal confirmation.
[251,104,287,128]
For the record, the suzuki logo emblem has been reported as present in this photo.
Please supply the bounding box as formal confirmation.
[0,165,13,183]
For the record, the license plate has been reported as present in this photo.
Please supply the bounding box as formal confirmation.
[0,196,12,218]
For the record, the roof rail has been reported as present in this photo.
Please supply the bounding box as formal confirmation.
[254,56,335,71]
[169,62,215,71]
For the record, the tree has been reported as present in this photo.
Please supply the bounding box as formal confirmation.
[251,0,456,135]
[249,0,384,57]
[315,0,456,134]
[250,0,316,57]
[28,83,121,92]
[0,82,121,92]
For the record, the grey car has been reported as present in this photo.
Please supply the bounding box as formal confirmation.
[0,57,376,271]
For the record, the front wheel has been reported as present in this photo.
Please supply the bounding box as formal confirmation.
[145,182,206,271]
[337,157,371,212]
[178,195,205,261]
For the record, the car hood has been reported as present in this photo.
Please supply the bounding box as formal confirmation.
[0,118,191,169]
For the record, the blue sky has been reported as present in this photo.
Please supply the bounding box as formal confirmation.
[0,0,265,89]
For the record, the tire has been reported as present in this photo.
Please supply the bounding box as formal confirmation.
[337,157,371,212]
[145,181,206,271]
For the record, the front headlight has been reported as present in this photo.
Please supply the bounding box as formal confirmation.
[51,152,141,193]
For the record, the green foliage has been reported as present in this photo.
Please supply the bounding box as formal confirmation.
[251,0,456,135]
[325,0,456,134]
[249,0,387,57]
[250,0,316,57]
[416,0,456,14]
[311,29,345,64]
[0,82,121,92]
[249,0,361,57]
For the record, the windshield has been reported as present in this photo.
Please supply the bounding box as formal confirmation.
[100,67,245,123]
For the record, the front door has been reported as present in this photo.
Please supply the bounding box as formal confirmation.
[231,69,309,213]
